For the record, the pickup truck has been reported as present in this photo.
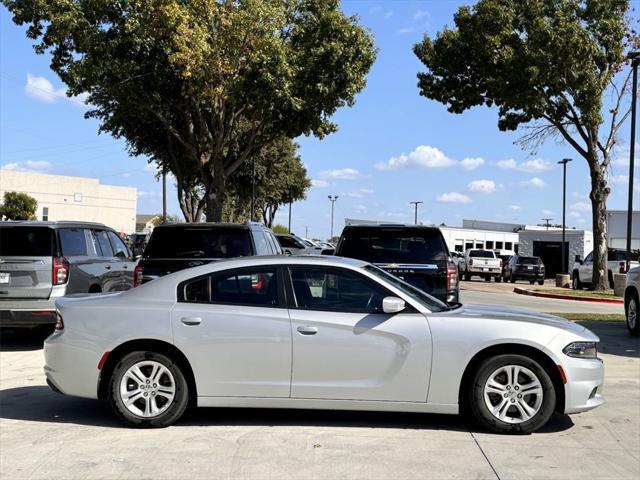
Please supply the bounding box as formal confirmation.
[460,249,503,282]
[572,248,640,290]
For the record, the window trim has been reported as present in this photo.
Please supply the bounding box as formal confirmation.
[106,229,131,259]
[284,265,409,314]
[177,265,286,308]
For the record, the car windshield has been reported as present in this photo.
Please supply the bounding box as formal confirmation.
[363,264,449,312]
[0,226,53,256]
[469,250,494,258]
[339,228,447,263]
[144,227,253,258]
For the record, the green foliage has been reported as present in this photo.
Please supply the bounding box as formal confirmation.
[272,224,290,234]
[0,191,38,220]
[2,0,376,221]
[223,137,311,227]
[413,0,633,290]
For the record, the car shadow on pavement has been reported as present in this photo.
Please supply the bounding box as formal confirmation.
[577,321,640,358]
[0,329,50,352]
[0,385,573,434]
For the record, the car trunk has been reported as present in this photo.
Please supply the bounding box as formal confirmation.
[0,226,55,299]
[377,261,447,299]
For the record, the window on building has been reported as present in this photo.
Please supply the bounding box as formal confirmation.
[74,192,83,202]
[485,241,494,249]
[455,245,463,252]
[475,243,484,249]
[465,242,474,250]
[496,241,503,249]
[514,243,519,254]
[42,207,49,221]
[505,242,513,250]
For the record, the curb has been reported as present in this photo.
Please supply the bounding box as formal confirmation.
[513,287,624,304]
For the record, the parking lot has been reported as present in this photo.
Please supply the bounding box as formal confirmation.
[1,316,638,480]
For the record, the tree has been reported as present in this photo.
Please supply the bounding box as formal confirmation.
[0,191,38,220]
[272,224,289,234]
[4,0,376,221]
[150,213,181,228]
[223,137,311,227]
[414,0,634,290]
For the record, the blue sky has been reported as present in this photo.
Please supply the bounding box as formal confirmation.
[0,1,637,239]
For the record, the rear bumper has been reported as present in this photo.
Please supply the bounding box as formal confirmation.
[513,271,544,279]
[0,298,58,327]
[469,268,501,275]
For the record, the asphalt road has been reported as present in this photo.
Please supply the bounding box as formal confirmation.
[1,322,638,480]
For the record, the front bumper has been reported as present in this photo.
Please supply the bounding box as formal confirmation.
[563,356,605,414]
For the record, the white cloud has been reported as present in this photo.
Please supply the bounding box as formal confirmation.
[344,188,374,198]
[460,157,485,170]
[467,179,496,194]
[437,192,472,204]
[541,209,554,215]
[144,163,159,174]
[319,168,361,180]
[25,73,87,106]
[353,204,367,213]
[311,179,331,188]
[520,177,545,188]
[396,27,414,35]
[137,190,158,198]
[412,9,430,21]
[497,158,551,172]
[569,211,581,218]
[375,145,461,170]
[1,160,52,173]
[508,205,521,211]
[570,202,591,212]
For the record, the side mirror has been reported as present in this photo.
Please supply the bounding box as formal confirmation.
[382,296,406,314]
[575,255,583,265]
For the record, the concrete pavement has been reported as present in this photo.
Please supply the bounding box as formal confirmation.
[1,323,638,480]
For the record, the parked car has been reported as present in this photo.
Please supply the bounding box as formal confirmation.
[334,224,458,303]
[129,233,149,257]
[460,249,503,282]
[498,254,513,279]
[572,248,640,290]
[504,255,545,285]
[318,241,335,255]
[0,221,136,328]
[46,255,604,433]
[135,222,281,286]
[623,266,640,336]
[275,234,317,255]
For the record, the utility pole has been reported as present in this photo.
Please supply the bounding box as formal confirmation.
[288,188,292,234]
[558,158,572,273]
[409,201,423,225]
[250,156,256,222]
[626,51,639,272]
[542,218,552,231]
[162,169,167,224]
[328,195,339,240]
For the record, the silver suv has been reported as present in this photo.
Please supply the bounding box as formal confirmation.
[0,221,136,328]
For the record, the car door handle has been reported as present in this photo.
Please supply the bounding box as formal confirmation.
[105,265,111,270]
[297,326,318,335]
[181,317,202,326]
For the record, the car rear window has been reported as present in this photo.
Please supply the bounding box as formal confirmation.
[0,226,53,256]
[144,227,253,259]
[608,249,640,261]
[519,256,539,265]
[59,228,87,256]
[338,228,448,263]
[469,250,495,258]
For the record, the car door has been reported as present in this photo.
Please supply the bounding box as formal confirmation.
[171,266,292,397]
[107,230,135,289]
[580,251,594,283]
[287,265,431,402]
[91,229,121,291]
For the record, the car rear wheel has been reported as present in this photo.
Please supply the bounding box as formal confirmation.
[469,354,556,434]
[510,274,516,283]
[109,351,189,428]
[495,276,502,283]
[537,279,544,286]
[626,292,640,336]
[572,271,582,290]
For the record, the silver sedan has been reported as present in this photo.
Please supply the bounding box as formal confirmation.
[44,256,604,433]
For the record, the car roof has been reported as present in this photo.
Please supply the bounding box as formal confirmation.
[151,222,269,230]
[342,224,440,230]
[0,220,109,229]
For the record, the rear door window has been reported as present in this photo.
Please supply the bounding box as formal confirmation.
[58,228,88,256]
[0,227,53,256]
[107,231,130,258]
[253,231,271,255]
[93,230,114,257]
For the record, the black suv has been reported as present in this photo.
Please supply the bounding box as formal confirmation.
[504,255,545,285]
[135,222,282,286]
[334,224,458,303]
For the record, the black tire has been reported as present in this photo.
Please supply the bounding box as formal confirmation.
[495,276,502,283]
[572,271,582,290]
[510,274,516,283]
[625,290,640,336]
[464,272,471,281]
[468,354,556,434]
[109,351,189,428]
[537,279,544,286]
[529,280,535,285]
[484,275,491,282]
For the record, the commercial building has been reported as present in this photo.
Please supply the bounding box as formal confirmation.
[606,210,640,250]
[0,169,136,232]
[518,229,593,277]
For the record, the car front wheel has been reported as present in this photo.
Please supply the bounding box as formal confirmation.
[626,292,640,336]
[109,351,189,428]
[469,354,556,434]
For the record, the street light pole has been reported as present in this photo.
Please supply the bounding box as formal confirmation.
[558,158,572,273]
[409,201,423,225]
[328,195,339,240]
[162,169,167,224]
[288,188,292,234]
[626,52,639,272]
[250,156,256,222]
[542,218,552,231]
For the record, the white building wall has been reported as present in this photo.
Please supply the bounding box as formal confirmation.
[439,226,519,253]
[607,210,640,249]
[0,169,137,232]
[518,230,593,260]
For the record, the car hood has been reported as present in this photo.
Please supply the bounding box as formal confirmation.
[454,303,589,336]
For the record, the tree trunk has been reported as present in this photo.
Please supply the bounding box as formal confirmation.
[204,168,226,222]
[589,161,610,291]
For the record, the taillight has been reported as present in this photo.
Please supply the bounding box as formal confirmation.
[52,257,69,285]
[55,311,64,331]
[446,261,458,291]
[133,264,143,287]
[499,259,503,268]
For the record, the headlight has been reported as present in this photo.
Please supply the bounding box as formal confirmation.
[563,341,597,359]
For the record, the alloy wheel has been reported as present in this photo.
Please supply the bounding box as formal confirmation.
[628,297,638,331]
[483,365,543,424]
[119,360,176,418]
